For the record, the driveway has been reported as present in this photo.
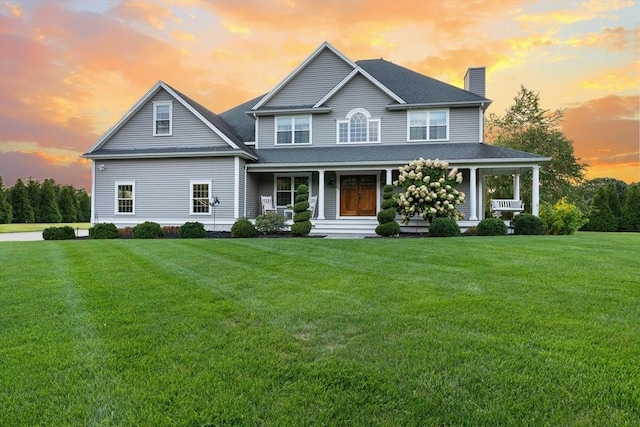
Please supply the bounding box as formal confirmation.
[0,230,89,242]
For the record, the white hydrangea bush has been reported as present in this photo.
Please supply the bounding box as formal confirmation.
[393,158,465,224]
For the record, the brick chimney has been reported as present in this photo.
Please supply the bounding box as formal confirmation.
[464,67,486,97]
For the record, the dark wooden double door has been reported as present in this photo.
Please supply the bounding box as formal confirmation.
[340,175,377,216]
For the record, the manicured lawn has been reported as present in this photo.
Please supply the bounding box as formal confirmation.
[0,223,91,233]
[1,233,638,425]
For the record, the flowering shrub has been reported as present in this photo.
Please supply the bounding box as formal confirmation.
[540,198,587,235]
[393,158,465,223]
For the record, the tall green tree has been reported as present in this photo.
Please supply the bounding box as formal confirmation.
[76,188,91,222]
[57,185,78,223]
[578,178,627,213]
[486,86,587,208]
[620,184,640,232]
[588,183,619,232]
[0,176,13,224]
[39,179,62,223]
[26,177,41,221]
[9,178,35,223]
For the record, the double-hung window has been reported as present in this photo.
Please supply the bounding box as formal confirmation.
[115,182,135,214]
[276,116,311,145]
[337,108,380,143]
[275,175,310,207]
[190,181,211,214]
[153,101,172,136]
[408,110,449,141]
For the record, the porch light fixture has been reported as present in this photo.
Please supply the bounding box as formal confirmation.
[97,164,105,171]
[328,178,335,186]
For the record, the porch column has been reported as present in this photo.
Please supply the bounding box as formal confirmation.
[385,168,393,185]
[317,169,325,220]
[513,173,521,200]
[532,166,540,216]
[469,167,478,220]
[478,170,485,219]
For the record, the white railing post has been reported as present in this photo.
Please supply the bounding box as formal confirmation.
[513,173,520,200]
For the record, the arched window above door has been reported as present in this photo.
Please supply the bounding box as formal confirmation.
[337,108,380,144]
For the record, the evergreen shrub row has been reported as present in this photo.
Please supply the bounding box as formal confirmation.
[42,226,76,240]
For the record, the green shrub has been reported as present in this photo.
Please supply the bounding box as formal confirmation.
[376,184,400,237]
[178,222,206,238]
[377,209,396,224]
[42,226,76,240]
[540,198,587,235]
[512,214,547,235]
[477,218,508,236]
[231,218,256,238]
[375,222,400,237]
[292,184,311,236]
[132,221,164,239]
[293,210,311,223]
[255,212,286,234]
[291,221,312,236]
[89,223,118,239]
[429,217,461,237]
[587,185,619,232]
[620,184,640,232]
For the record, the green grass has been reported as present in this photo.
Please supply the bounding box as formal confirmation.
[1,233,638,425]
[0,223,91,233]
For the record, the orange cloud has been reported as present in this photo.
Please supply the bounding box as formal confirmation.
[111,1,179,30]
[516,0,634,25]
[171,30,196,41]
[580,61,640,91]
[2,1,22,18]
[562,95,639,182]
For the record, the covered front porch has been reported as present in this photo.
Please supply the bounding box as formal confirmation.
[244,163,542,234]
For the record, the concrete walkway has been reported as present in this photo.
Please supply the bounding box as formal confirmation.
[0,230,89,242]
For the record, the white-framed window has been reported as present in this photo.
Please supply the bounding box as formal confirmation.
[275,116,311,145]
[190,180,211,215]
[337,108,380,144]
[275,175,311,207]
[115,182,135,214]
[407,109,449,141]
[153,101,173,136]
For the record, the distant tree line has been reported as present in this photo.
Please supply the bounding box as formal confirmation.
[0,176,90,224]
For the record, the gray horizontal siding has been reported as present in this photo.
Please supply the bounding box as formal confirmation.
[450,108,480,143]
[266,49,353,107]
[94,158,236,225]
[104,89,229,151]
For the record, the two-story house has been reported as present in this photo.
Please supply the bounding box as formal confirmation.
[83,42,548,234]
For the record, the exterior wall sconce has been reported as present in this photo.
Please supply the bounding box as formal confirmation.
[97,164,106,171]
[328,178,335,186]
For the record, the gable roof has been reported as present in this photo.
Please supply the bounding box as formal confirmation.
[313,67,405,107]
[84,81,255,157]
[219,94,264,142]
[251,41,356,110]
[357,59,491,107]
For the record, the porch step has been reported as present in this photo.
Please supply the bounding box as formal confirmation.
[309,219,378,235]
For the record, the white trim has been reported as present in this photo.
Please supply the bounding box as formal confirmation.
[252,41,357,110]
[317,169,325,220]
[114,181,135,215]
[91,162,96,224]
[189,180,212,215]
[314,67,405,107]
[407,109,450,142]
[532,166,540,216]
[273,174,312,208]
[234,157,240,219]
[152,101,173,136]
[255,116,259,150]
[84,151,257,161]
[243,164,248,217]
[469,167,478,221]
[275,116,312,145]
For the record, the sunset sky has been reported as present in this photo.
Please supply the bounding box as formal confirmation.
[1,0,638,191]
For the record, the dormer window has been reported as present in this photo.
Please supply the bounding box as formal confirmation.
[337,108,380,144]
[408,109,449,141]
[153,101,172,136]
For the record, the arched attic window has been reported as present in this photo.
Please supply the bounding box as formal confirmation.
[337,108,380,143]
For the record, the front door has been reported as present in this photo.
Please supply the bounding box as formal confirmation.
[340,175,377,216]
